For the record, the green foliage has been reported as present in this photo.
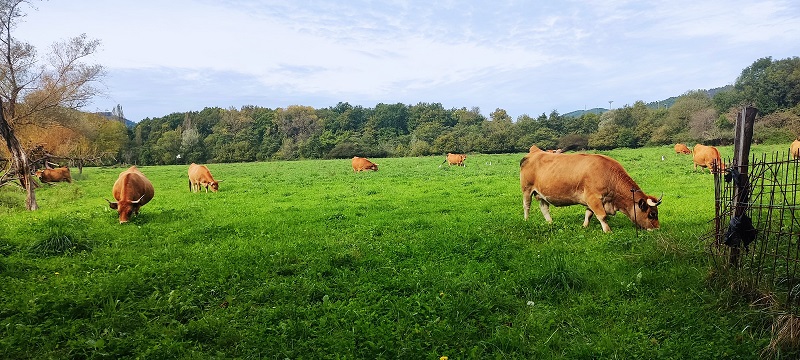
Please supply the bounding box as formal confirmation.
[121,58,799,164]
[1,146,795,358]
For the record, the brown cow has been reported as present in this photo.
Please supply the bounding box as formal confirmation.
[791,140,800,160]
[106,166,154,223]
[352,156,378,172]
[520,145,661,233]
[35,166,72,183]
[674,143,691,155]
[443,153,467,166]
[692,144,725,174]
[188,163,220,192]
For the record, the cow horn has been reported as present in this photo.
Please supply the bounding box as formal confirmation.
[131,194,146,204]
[647,193,664,207]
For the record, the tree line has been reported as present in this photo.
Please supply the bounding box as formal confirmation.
[117,56,798,165]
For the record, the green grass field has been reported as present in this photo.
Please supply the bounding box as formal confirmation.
[1,144,796,359]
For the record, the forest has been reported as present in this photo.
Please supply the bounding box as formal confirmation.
[4,56,800,167]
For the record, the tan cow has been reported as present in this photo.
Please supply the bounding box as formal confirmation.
[791,140,800,160]
[188,163,220,192]
[692,144,725,174]
[443,153,467,166]
[35,166,72,183]
[674,143,691,155]
[352,156,378,172]
[520,145,661,233]
[106,166,154,223]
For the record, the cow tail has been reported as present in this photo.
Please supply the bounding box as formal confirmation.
[188,179,192,192]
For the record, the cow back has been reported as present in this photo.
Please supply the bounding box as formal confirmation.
[113,166,154,205]
[693,144,724,172]
[352,156,378,171]
[520,151,637,205]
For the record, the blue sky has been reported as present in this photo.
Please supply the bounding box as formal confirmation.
[16,0,800,122]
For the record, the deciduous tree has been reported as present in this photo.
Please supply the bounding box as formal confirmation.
[0,0,103,209]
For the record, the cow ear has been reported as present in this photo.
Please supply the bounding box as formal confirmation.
[637,198,648,211]
[109,202,118,210]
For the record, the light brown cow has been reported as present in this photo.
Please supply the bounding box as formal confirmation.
[520,145,661,233]
[692,144,725,174]
[444,153,467,166]
[352,156,378,172]
[106,166,154,223]
[674,143,691,155]
[791,140,800,160]
[188,163,220,193]
[35,166,72,183]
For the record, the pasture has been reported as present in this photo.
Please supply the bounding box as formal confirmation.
[0,145,794,358]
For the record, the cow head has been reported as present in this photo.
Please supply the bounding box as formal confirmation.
[209,181,220,192]
[106,194,146,223]
[633,194,662,230]
[369,163,379,171]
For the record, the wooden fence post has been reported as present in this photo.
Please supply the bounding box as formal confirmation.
[729,106,757,267]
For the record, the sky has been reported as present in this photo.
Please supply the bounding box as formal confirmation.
[14,0,800,122]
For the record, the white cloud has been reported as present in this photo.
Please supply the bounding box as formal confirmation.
[13,0,800,121]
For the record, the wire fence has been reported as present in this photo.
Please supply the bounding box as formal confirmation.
[706,152,800,311]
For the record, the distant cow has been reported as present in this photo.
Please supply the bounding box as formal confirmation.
[35,166,72,183]
[520,145,661,233]
[791,140,800,160]
[188,163,220,193]
[352,156,378,172]
[692,144,725,174]
[674,144,691,155]
[443,153,467,166]
[106,166,154,223]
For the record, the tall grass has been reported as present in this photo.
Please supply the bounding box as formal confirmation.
[0,144,795,358]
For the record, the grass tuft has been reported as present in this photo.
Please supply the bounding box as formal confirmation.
[765,313,800,357]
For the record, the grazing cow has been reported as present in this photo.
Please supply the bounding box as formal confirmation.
[520,145,661,233]
[692,144,725,174]
[674,143,691,155]
[443,153,467,166]
[352,156,379,172]
[35,166,72,183]
[106,166,154,223]
[188,163,220,193]
[791,140,800,160]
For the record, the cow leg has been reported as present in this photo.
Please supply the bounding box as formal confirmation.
[522,187,533,220]
[539,202,553,223]
[586,197,611,233]
[583,209,593,227]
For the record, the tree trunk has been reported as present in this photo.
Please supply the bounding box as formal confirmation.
[0,101,38,210]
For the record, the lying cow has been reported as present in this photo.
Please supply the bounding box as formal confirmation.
[520,145,661,233]
[791,140,800,160]
[443,153,467,166]
[35,166,72,183]
[106,166,154,223]
[352,156,378,172]
[674,143,691,155]
[188,163,220,192]
[692,144,725,174]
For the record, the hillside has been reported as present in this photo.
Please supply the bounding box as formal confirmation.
[563,85,733,118]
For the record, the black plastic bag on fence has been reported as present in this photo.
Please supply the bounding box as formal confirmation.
[724,214,757,251]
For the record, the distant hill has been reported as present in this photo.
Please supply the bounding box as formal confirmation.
[94,111,136,128]
[563,85,733,118]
